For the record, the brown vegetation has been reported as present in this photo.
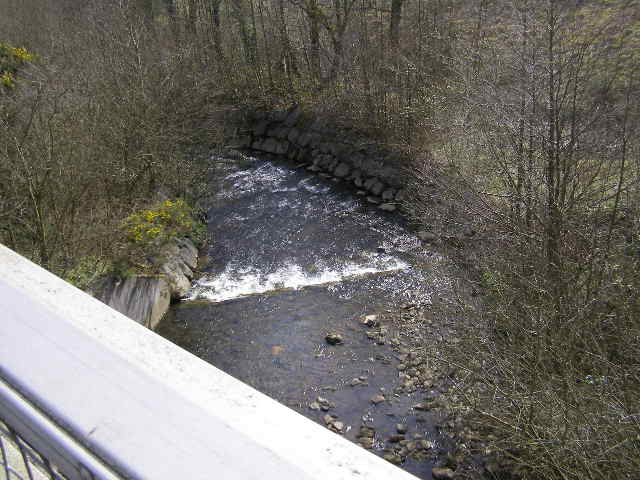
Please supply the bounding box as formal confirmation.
[1,0,638,478]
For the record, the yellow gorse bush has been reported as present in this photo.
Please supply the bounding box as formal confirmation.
[122,199,195,247]
[0,42,35,90]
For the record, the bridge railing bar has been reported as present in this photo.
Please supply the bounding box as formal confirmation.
[0,243,420,480]
[0,379,118,480]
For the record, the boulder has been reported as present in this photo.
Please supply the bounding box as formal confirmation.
[318,155,335,170]
[417,231,437,243]
[253,120,270,136]
[262,138,288,155]
[325,332,343,345]
[382,188,396,201]
[270,109,288,122]
[364,177,377,190]
[432,468,455,479]
[333,162,350,178]
[379,203,397,212]
[283,106,302,127]
[287,128,301,143]
[370,180,385,196]
[174,238,198,270]
[395,189,407,201]
[297,132,313,147]
[160,259,192,299]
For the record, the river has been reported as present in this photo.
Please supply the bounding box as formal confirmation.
[157,153,459,478]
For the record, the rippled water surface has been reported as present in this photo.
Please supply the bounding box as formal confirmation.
[158,155,451,478]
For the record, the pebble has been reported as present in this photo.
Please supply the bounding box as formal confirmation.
[332,421,344,432]
[316,397,334,411]
[396,424,408,434]
[360,314,378,327]
[359,437,374,449]
[349,378,362,387]
[370,394,385,404]
[325,332,343,345]
[309,401,320,410]
[432,467,455,479]
[417,231,438,243]
[388,435,404,443]
[383,454,402,465]
[420,440,436,450]
[358,426,375,437]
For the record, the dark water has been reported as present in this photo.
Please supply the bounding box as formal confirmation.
[157,155,452,478]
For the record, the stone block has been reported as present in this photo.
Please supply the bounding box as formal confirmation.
[382,189,396,201]
[333,162,350,178]
[395,189,407,201]
[287,128,301,144]
[370,180,385,196]
[254,120,270,136]
[262,138,289,155]
[283,106,302,127]
[271,110,288,122]
[297,132,312,147]
[364,177,377,190]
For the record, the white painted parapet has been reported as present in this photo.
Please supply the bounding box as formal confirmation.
[0,244,420,480]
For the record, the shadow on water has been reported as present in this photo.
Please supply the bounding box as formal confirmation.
[157,155,452,478]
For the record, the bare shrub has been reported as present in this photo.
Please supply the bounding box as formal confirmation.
[0,0,224,276]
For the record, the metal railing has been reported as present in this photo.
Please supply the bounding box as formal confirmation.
[0,417,67,480]
[0,243,420,480]
[0,379,119,480]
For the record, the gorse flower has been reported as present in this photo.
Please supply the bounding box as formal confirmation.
[122,199,195,247]
[1,71,15,88]
[10,47,34,62]
[0,42,35,90]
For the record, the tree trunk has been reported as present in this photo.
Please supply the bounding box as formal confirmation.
[390,0,403,50]
[308,0,321,81]
[209,0,226,63]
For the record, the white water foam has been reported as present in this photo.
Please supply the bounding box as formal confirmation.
[189,255,409,303]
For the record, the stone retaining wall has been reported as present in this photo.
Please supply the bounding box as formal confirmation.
[242,107,409,213]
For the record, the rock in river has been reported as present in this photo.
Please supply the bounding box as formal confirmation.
[432,467,455,479]
[325,332,343,345]
[396,423,408,434]
[360,314,378,327]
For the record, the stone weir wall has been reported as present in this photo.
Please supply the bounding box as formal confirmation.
[88,237,198,330]
[242,107,409,213]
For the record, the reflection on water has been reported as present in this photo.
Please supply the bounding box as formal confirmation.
[159,155,450,479]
